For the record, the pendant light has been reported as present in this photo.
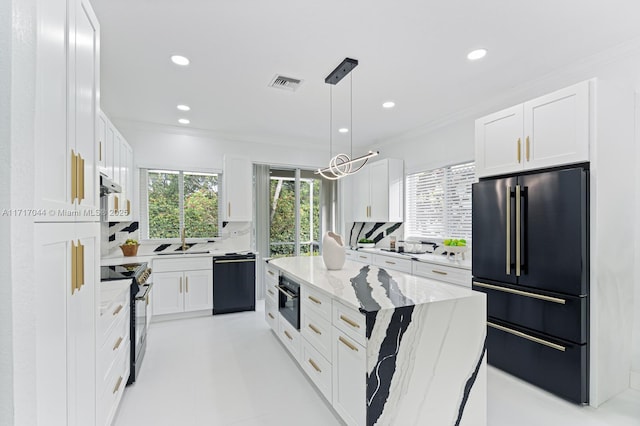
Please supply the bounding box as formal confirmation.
[315,58,379,180]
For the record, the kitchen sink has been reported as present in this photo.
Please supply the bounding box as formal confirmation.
[156,250,210,256]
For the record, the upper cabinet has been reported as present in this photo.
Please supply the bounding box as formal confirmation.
[475,80,590,178]
[349,158,404,223]
[223,156,252,222]
[35,0,101,222]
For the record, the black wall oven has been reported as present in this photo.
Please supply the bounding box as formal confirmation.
[277,275,300,329]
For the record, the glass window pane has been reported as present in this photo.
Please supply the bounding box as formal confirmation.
[299,178,321,256]
[269,176,296,256]
[147,170,180,239]
[184,172,219,238]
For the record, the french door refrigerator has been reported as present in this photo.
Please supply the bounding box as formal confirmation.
[472,165,589,404]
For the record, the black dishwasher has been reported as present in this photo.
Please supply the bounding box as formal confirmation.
[212,253,256,315]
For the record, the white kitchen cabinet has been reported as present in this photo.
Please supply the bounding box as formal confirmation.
[476,80,590,178]
[412,261,472,288]
[223,155,252,221]
[35,0,101,222]
[35,221,100,426]
[107,125,134,222]
[332,328,366,426]
[152,258,213,316]
[183,270,214,311]
[349,158,404,223]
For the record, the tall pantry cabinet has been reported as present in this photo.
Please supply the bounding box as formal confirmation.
[34,0,101,425]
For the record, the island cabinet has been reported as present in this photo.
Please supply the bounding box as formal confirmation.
[475,80,590,178]
[268,256,487,426]
[152,257,213,316]
[264,263,279,331]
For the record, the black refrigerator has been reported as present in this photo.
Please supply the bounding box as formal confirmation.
[472,165,589,404]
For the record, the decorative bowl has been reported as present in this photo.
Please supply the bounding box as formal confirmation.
[120,244,139,257]
[442,245,468,259]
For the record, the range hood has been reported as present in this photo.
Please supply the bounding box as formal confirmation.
[100,174,121,195]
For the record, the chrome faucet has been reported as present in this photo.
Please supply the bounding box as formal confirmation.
[181,227,187,251]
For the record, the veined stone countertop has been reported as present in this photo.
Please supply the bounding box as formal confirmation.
[354,247,472,270]
[100,249,255,266]
[269,256,481,314]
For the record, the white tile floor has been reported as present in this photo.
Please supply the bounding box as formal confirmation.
[114,303,640,426]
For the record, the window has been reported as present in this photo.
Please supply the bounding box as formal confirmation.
[405,162,475,240]
[142,169,219,239]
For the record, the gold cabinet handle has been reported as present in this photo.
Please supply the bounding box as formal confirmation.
[488,322,565,352]
[179,277,183,293]
[515,185,521,277]
[268,313,275,319]
[126,199,131,215]
[228,202,231,218]
[113,305,123,316]
[71,150,78,202]
[113,336,123,351]
[99,141,102,162]
[267,270,275,276]
[77,153,85,203]
[340,315,360,329]
[385,261,396,265]
[71,240,77,294]
[517,138,521,163]
[431,269,447,275]
[284,330,293,341]
[146,295,149,306]
[359,255,367,259]
[268,289,275,296]
[526,136,530,161]
[506,185,511,275]
[308,358,322,373]
[114,195,119,212]
[186,276,189,293]
[308,324,322,335]
[339,336,358,352]
[78,240,84,289]
[308,295,321,305]
[113,376,123,394]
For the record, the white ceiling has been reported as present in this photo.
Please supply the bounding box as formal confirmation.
[92,0,640,149]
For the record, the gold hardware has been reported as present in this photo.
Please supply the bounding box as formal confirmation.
[181,227,186,251]
[146,295,149,306]
[268,289,275,296]
[268,270,275,276]
[71,150,77,202]
[113,376,123,394]
[488,322,565,352]
[99,141,102,161]
[71,240,77,294]
[308,359,322,373]
[308,324,321,335]
[359,255,367,259]
[114,195,119,212]
[385,261,396,265]
[340,315,360,329]
[506,185,511,275]
[339,336,358,352]
[113,305,123,316]
[308,296,321,305]
[113,336,123,351]
[516,185,521,277]
[284,330,293,341]
[228,202,231,218]
[517,138,521,163]
[473,281,566,304]
[179,277,183,293]
[77,154,85,203]
[268,313,275,319]
[431,270,447,275]
[186,276,189,293]
[126,199,131,215]
[526,136,530,161]
[77,240,84,289]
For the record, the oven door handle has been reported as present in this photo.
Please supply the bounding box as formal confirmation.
[135,283,153,301]
[276,285,298,299]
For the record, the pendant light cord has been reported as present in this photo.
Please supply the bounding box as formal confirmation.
[350,72,353,159]
[329,85,333,159]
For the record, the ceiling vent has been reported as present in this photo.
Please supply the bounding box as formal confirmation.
[269,75,303,92]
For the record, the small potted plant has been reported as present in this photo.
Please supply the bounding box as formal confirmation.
[120,238,139,257]
[357,238,375,249]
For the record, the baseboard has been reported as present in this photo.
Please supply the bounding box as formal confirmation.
[631,370,640,391]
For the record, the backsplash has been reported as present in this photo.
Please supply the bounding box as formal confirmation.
[102,221,252,257]
[346,222,403,248]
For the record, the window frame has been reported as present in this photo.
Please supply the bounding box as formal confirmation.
[140,167,223,243]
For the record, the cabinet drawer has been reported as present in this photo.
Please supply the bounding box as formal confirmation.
[301,285,332,320]
[301,338,332,401]
[301,307,332,361]
[487,320,587,403]
[332,302,366,347]
[99,296,129,341]
[278,314,301,362]
[152,256,211,272]
[372,254,412,274]
[265,263,279,282]
[265,279,278,304]
[98,342,130,426]
[346,250,371,264]
[412,261,471,287]
[98,311,129,390]
[265,298,278,332]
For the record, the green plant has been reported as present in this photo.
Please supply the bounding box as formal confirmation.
[123,238,138,246]
[358,238,374,244]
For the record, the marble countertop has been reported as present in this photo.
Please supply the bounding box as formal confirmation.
[353,247,472,270]
[99,279,131,315]
[269,256,481,314]
[101,250,255,266]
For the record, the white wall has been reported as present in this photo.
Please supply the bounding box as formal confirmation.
[367,41,640,402]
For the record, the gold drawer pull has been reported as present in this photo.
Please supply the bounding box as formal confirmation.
[284,330,293,341]
[268,313,275,319]
[113,336,123,351]
[268,270,275,276]
[385,261,396,265]
[432,270,448,275]
[339,336,358,352]
[113,376,123,394]
[268,289,275,296]
[308,295,322,305]
[308,358,322,373]
[308,324,322,335]
[340,315,360,329]
[359,255,367,259]
[112,305,123,316]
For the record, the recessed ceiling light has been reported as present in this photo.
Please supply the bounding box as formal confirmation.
[338,128,349,133]
[178,118,190,124]
[177,104,191,111]
[171,55,190,66]
[382,101,395,109]
[467,49,488,61]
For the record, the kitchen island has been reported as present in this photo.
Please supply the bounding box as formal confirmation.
[266,256,486,426]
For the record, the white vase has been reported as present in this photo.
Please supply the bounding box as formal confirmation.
[322,231,345,270]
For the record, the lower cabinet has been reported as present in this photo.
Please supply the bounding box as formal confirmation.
[332,328,366,426]
[412,260,472,288]
[278,313,302,361]
[153,269,213,315]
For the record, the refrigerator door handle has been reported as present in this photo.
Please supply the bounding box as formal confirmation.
[506,185,511,275]
[516,184,521,277]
